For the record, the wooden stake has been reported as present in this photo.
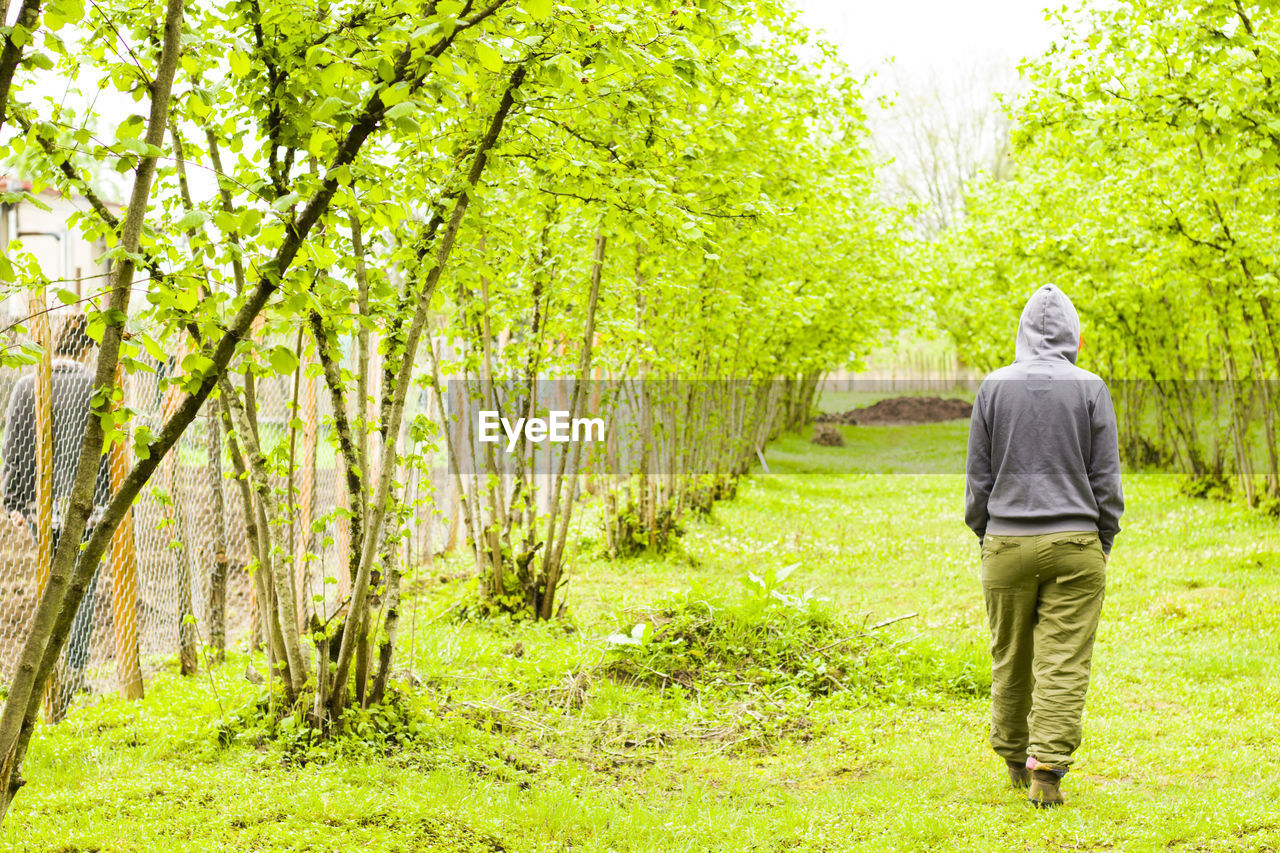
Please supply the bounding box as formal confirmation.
[30,291,55,720]
[109,362,143,699]
[293,365,317,630]
[161,345,198,675]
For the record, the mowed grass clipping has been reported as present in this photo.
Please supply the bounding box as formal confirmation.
[4,414,1280,852]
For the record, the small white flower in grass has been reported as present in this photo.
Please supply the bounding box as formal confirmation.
[607,623,649,647]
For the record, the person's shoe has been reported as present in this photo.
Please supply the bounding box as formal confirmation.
[1028,768,1065,808]
[1006,758,1030,789]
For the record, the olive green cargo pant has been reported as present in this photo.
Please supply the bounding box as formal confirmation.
[980,531,1107,769]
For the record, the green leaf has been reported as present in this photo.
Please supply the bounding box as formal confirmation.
[268,345,299,376]
[475,42,504,73]
[180,352,215,380]
[140,334,167,364]
[385,101,416,121]
[115,114,145,139]
[524,0,552,19]
[382,82,411,106]
[133,425,153,461]
[308,130,329,158]
[175,210,208,232]
[229,51,251,79]
[175,286,199,313]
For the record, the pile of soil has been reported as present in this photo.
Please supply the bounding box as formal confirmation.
[810,423,845,447]
[817,396,972,426]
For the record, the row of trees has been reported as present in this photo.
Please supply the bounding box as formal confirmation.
[933,0,1280,508]
[0,0,905,823]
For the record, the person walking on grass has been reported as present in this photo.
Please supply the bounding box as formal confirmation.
[964,284,1124,808]
[2,313,112,721]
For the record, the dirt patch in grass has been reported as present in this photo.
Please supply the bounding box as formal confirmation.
[810,423,845,446]
[817,396,972,426]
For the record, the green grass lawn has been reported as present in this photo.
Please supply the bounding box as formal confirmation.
[5,417,1280,852]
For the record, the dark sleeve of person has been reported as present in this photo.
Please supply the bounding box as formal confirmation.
[1089,383,1124,554]
[964,384,993,545]
[2,377,37,514]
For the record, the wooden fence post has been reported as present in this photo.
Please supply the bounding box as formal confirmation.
[160,345,198,675]
[30,291,55,720]
[293,365,317,631]
[109,361,143,699]
[336,485,351,600]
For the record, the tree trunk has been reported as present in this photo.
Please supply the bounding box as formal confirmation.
[0,0,42,133]
[205,407,229,662]
[0,0,185,822]
[219,375,309,698]
[329,64,529,720]
[538,231,606,620]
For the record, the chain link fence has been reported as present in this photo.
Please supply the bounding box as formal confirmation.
[0,302,461,710]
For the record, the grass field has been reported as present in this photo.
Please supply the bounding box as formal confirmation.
[5,406,1280,852]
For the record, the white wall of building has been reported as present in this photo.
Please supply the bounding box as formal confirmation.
[0,179,114,321]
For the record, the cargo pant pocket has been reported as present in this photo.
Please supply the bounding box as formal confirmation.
[1052,533,1107,584]
[981,536,1025,588]
[982,536,1020,558]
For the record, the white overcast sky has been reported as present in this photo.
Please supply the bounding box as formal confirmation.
[788,0,1088,209]
[789,0,1061,82]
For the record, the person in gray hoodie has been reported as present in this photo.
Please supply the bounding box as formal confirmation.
[965,284,1123,808]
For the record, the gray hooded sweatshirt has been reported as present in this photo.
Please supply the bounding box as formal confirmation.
[964,285,1124,553]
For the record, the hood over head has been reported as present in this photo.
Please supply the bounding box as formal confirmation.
[1015,285,1080,363]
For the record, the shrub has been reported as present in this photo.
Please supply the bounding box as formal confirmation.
[604,565,989,704]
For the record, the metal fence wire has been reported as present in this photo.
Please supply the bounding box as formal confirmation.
[0,303,460,709]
